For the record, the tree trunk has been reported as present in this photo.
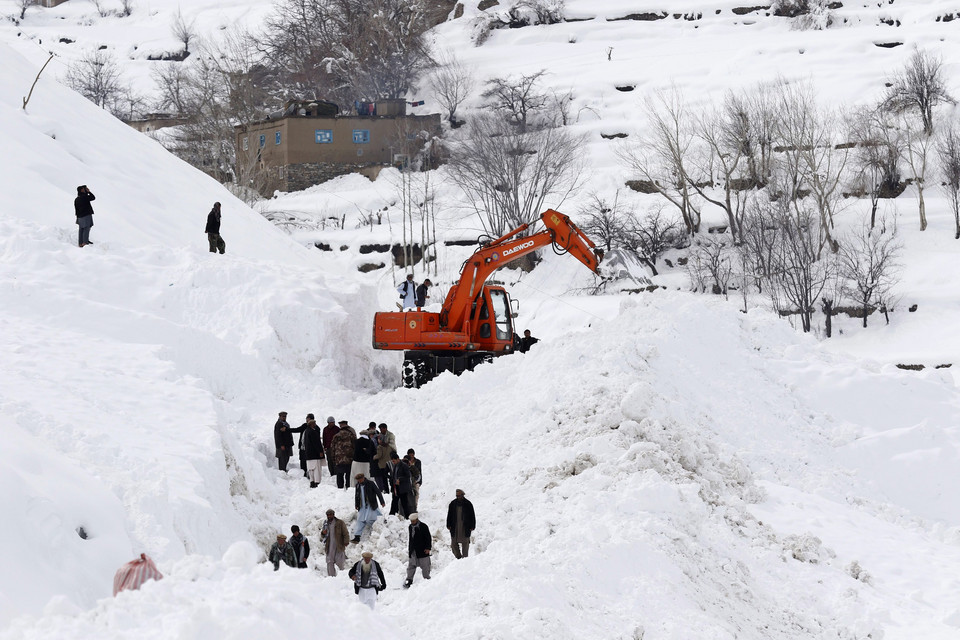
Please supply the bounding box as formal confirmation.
[822,299,833,338]
[862,303,869,329]
[918,187,927,231]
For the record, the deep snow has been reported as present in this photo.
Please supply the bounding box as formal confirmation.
[1,1,960,639]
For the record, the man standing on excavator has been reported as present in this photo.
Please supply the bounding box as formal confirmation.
[397,273,417,310]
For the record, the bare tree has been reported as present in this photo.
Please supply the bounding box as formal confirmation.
[171,9,197,53]
[429,52,474,126]
[687,235,733,296]
[739,201,777,295]
[579,192,630,254]
[772,80,847,253]
[448,113,586,237]
[64,50,130,117]
[483,70,550,133]
[627,206,681,276]
[120,0,134,16]
[91,0,108,18]
[619,89,701,235]
[765,197,836,333]
[848,106,903,228]
[937,122,960,239]
[900,113,933,230]
[15,0,33,21]
[838,216,902,327]
[883,49,955,136]
[260,0,432,107]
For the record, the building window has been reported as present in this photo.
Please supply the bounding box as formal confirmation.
[259,134,265,148]
[315,129,333,144]
[275,131,282,145]
[242,137,248,151]
[352,129,370,144]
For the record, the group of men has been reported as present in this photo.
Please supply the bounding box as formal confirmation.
[269,410,476,610]
[273,413,422,512]
[267,493,475,610]
[397,273,432,310]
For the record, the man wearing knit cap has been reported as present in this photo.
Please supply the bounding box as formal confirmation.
[322,417,340,478]
[446,489,476,559]
[349,551,386,610]
[268,533,296,570]
[403,512,432,588]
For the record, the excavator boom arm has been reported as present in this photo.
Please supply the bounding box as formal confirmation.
[439,209,602,330]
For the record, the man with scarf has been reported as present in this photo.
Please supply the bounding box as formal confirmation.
[288,525,310,569]
[348,551,386,609]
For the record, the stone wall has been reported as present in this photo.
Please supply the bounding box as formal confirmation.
[283,162,381,193]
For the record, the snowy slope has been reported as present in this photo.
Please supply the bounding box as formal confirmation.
[2,2,960,640]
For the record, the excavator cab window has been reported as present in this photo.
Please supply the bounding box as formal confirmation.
[489,289,513,341]
[478,300,491,338]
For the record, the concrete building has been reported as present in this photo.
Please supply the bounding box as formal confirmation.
[235,99,442,195]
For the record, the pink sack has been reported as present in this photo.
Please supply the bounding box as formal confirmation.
[113,553,163,596]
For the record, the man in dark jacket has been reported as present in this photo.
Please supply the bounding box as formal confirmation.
[351,430,376,481]
[352,473,385,543]
[518,329,539,353]
[205,202,225,254]
[74,185,95,247]
[322,416,340,478]
[446,489,477,559]
[348,552,386,609]
[406,449,423,510]
[302,417,325,487]
[289,525,310,569]
[403,513,432,588]
[391,451,415,519]
[414,279,432,308]
[274,412,293,471]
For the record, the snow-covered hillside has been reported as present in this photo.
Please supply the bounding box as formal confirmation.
[2,1,960,639]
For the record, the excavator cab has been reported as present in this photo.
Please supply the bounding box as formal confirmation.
[472,287,515,352]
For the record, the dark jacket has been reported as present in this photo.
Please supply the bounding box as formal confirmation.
[349,559,386,594]
[303,425,325,460]
[446,497,477,535]
[518,335,539,353]
[74,191,95,218]
[415,283,429,307]
[274,419,293,456]
[353,436,376,463]
[205,207,221,234]
[393,460,413,494]
[322,423,340,450]
[408,521,432,559]
[289,533,310,565]
[354,480,385,510]
[408,458,423,485]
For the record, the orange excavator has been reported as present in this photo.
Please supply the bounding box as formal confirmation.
[373,209,603,387]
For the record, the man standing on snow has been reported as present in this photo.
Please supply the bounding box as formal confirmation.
[274,411,294,472]
[322,416,340,478]
[205,202,226,254]
[268,533,296,570]
[352,473,385,543]
[331,420,357,489]
[302,416,325,487]
[415,278,432,308]
[320,508,350,576]
[403,513,432,588]
[74,185,95,248]
[348,551,386,610]
[397,273,417,310]
[289,525,310,569]
[351,428,376,482]
[446,489,476,559]
[406,449,423,510]
[391,451,414,519]
[373,423,396,494]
